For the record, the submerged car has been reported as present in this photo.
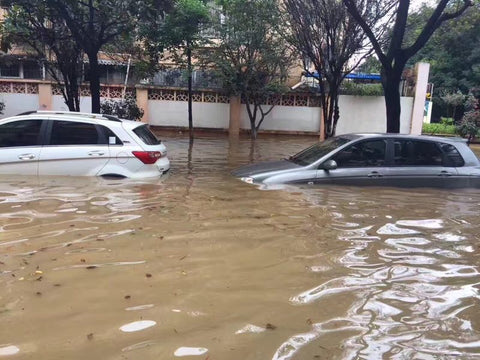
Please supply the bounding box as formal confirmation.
[0,110,169,178]
[232,133,480,188]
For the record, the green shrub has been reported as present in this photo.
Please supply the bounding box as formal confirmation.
[422,122,456,135]
[440,117,454,126]
[340,82,384,96]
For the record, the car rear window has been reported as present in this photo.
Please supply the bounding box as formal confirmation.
[393,140,461,166]
[133,125,161,145]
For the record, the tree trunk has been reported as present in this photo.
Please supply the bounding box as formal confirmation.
[324,84,341,138]
[245,99,259,140]
[87,51,101,113]
[65,91,75,111]
[187,45,193,139]
[67,70,80,112]
[382,68,403,133]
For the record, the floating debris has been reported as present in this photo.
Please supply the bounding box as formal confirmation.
[121,340,157,352]
[174,347,208,357]
[0,345,20,356]
[266,323,276,330]
[125,304,154,311]
[235,324,266,334]
[119,320,156,333]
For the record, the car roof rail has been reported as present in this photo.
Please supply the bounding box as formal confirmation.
[16,110,38,116]
[15,110,122,122]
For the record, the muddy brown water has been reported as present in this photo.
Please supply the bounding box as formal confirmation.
[1,134,480,360]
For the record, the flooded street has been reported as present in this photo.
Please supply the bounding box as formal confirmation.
[1,133,480,359]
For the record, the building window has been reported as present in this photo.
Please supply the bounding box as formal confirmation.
[0,62,19,77]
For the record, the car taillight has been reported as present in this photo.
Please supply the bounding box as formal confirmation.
[132,151,162,164]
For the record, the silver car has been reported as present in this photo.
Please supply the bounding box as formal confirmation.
[232,134,480,188]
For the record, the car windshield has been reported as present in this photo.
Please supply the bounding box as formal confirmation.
[289,137,350,166]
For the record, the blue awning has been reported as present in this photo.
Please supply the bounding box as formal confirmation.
[305,72,381,81]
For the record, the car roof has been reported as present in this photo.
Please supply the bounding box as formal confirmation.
[338,133,466,144]
[4,110,143,129]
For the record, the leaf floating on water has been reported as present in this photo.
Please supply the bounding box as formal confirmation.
[86,266,97,270]
[174,347,208,357]
[119,320,156,332]
[0,345,20,356]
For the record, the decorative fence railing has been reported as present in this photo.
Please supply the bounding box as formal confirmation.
[0,79,321,109]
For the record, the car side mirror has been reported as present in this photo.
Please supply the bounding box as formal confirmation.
[321,159,337,171]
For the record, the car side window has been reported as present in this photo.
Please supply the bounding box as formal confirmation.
[393,140,443,166]
[0,120,42,147]
[100,126,123,145]
[332,140,386,167]
[50,121,101,145]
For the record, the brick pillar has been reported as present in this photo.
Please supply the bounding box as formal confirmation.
[136,87,149,123]
[229,95,241,135]
[38,83,52,110]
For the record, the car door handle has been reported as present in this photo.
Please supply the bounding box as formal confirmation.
[18,154,35,160]
[368,171,383,178]
[88,151,105,156]
[439,171,453,177]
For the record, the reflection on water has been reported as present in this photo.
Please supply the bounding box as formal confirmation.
[1,133,480,359]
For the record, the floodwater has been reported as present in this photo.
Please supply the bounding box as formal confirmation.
[1,133,480,360]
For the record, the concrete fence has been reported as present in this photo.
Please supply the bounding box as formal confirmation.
[0,79,418,136]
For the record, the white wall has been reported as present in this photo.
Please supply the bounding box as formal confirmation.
[130,96,414,134]
[148,100,230,128]
[52,95,95,113]
[335,95,414,135]
[240,105,321,132]
[0,89,415,136]
[0,93,39,118]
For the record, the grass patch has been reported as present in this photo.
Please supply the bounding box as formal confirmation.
[422,122,456,135]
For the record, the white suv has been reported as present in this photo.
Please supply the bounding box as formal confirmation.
[0,111,170,178]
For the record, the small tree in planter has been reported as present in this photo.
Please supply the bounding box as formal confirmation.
[100,97,144,121]
[456,89,480,143]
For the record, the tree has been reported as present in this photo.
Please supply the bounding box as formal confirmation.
[206,0,293,139]
[358,55,382,74]
[39,0,172,113]
[442,91,466,120]
[285,0,373,139]
[163,0,210,138]
[343,0,475,133]
[409,4,480,100]
[1,2,83,111]
[42,0,132,113]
